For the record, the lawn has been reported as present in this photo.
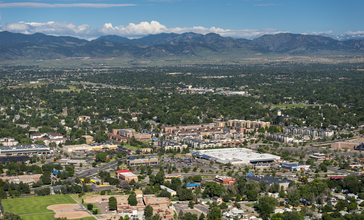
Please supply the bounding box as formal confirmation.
[2,194,95,220]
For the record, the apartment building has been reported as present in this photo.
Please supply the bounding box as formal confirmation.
[227,119,270,129]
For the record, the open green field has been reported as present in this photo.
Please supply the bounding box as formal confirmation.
[2,195,95,220]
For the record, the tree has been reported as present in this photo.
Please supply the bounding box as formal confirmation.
[207,206,222,220]
[109,196,117,210]
[87,204,93,210]
[145,205,153,219]
[199,213,205,220]
[1,212,22,220]
[95,131,108,143]
[75,176,81,184]
[219,202,228,210]
[151,214,161,220]
[246,189,258,201]
[95,152,107,163]
[335,201,345,211]
[256,195,277,220]
[128,194,138,206]
[189,200,194,209]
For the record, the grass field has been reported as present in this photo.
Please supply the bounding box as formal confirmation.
[2,195,96,220]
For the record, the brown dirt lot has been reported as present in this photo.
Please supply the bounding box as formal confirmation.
[47,204,92,219]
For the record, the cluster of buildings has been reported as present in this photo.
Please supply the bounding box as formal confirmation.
[265,133,303,144]
[0,137,18,146]
[159,121,268,150]
[109,128,152,142]
[30,132,67,146]
[115,191,173,219]
[282,126,334,139]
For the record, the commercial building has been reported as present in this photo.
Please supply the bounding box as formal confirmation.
[214,175,236,185]
[63,144,117,152]
[128,157,158,166]
[0,144,51,156]
[164,174,182,182]
[115,169,139,183]
[119,172,139,183]
[193,148,280,165]
[309,153,332,160]
[281,163,310,171]
[245,175,292,189]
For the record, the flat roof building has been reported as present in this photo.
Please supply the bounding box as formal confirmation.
[281,163,310,171]
[193,148,280,165]
[214,175,236,185]
[128,157,158,166]
[0,144,51,156]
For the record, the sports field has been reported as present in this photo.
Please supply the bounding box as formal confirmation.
[2,195,96,220]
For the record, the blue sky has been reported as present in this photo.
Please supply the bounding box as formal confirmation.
[0,0,363,40]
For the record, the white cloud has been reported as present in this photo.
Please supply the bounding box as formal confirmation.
[0,3,136,8]
[0,20,287,39]
[301,30,333,35]
[344,31,364,35]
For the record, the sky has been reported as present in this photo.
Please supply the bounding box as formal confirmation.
[0,0,363,40]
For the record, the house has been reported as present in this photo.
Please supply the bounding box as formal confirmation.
[212,196,223,205]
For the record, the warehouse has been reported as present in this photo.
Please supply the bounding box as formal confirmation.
[193,148,280,165]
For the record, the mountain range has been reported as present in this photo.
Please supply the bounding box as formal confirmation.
[0,31,364,61]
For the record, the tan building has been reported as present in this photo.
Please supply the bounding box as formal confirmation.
[0,174,42,186]
[0,138,19,146]
[227,119,270,129]
[63,144,117,152]
[128,157,158,166]
[116,195,145,215]
[119,172,138,183]
[82,135,94,144]
[144,195,174,219]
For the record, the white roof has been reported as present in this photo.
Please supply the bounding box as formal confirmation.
[194,148,280,164]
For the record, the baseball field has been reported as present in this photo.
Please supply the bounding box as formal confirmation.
[2,194,96,220]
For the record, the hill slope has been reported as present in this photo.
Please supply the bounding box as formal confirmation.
[1,31,364,60]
